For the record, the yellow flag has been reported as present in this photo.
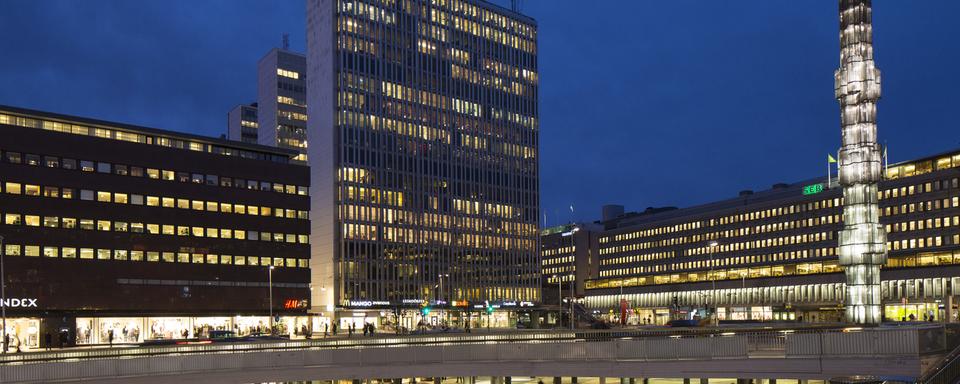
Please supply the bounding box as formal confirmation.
[827,154,837,163]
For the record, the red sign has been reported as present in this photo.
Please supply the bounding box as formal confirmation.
[284,299,307,309]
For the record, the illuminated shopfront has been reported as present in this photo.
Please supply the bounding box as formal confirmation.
[2,318,40,352]
[884,302,943,322]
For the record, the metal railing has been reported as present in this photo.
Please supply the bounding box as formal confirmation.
[0,325,956,384]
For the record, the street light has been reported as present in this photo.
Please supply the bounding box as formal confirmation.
[0,234,5,354]
[708,240,719,309]
[561,225,580,330]
[268,265,275,335]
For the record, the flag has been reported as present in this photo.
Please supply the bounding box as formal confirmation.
[569,205,574,213]
[827,154,837,163]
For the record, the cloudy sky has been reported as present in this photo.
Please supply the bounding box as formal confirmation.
[2,1,959,225]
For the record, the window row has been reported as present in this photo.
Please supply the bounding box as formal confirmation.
[2,213,309,244]
[1,244,307,268]
[2,181,309,220]
[1,149,307,196]
[0,113,290,163]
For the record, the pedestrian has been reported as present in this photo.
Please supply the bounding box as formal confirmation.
[333,323,338,335]
[324,323,329,337]
[108,329,114,346]
[44,333,51,350]
[362,323,368,336]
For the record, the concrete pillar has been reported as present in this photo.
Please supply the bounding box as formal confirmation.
[554,377,562,384]
[620,378,629,384]
[599,378,605,384]
[683,379,690,384]
[948,295,955,323]
[700,379,709,384]
[435,378,441,384]
[572,378,578,384]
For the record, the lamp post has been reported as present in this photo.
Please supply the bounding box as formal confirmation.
[268,265,275,335]
[0,234,5,354]
[561,226,580,330]
[438,273,449,325]
[708,240,719,310]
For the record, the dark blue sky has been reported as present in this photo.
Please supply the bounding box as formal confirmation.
[2,1,959,225]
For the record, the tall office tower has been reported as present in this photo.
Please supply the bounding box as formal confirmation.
[258,48,308,162]
[835,0,887,324]
[307,0,540,324]
[227,103,259,144]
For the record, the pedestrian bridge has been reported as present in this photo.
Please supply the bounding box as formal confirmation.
[0,325,958,384]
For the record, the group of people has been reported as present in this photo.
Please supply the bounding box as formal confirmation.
[320,321,377,338]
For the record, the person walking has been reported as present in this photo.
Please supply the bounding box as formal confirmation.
[324,323,329,338]
[108,329,114,346]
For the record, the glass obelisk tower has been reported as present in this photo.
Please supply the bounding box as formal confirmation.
[835,0,887,324]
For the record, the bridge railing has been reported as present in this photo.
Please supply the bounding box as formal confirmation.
[0,325,953,365]
[0,325,955,384]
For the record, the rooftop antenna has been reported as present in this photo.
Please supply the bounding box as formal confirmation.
[282,33,290,50]
[511,0,521,12]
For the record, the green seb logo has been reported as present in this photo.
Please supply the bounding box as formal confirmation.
[803,183,824,195]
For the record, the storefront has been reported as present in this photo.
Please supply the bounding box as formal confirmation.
[884,302,942,322]
[2,317,41,352]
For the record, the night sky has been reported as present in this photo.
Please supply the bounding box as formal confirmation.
[2,1,959,226]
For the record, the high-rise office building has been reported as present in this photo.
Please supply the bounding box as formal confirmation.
[258,48,308,162]
[306,0,540,328]
[227,103,259,144]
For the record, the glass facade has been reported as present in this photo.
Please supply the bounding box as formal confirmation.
[308,0,540,313]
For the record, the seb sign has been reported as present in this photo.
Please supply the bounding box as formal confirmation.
[0,298,38,308]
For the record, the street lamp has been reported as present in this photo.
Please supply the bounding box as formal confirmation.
[0,234,5,354]
[708,240,719,309]
[268,265,275,335]
[561,226,580,330]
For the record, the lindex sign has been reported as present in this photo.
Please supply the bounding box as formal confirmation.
[0,298,38,308]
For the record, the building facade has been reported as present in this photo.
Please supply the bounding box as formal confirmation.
[306,0,540,330]
[540,223,600,304]
[584,149,960,325]
[258,48,309,163]
[227,103,259,144]
[0,105,311,349]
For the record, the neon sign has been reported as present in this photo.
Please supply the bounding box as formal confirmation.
[802,183,824,195]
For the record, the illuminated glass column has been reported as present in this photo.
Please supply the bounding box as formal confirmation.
[835,0,887,324]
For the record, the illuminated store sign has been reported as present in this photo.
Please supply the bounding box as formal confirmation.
[802,183,824,195]
[0,298,38,308]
